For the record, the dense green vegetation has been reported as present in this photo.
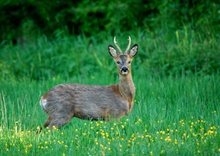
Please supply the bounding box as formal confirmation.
[0,1,220,155]
[0,0,220,43]
[0,0,220,79]
[0,29,219,80]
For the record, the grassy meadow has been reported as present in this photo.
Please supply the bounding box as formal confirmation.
[0,75,219,155]
[0,30,220,155]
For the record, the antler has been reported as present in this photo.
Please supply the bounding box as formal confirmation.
[125,36,131,54]
[114,36,123,54]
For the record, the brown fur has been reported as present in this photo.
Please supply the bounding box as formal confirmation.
[40,36,138,129]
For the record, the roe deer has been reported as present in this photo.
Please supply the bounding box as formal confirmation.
[40,36,138,129]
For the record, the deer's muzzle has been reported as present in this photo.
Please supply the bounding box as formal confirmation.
[121,67,128,75]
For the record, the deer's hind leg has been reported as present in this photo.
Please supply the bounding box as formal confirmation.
[44,116,52,128]
[44,112,74,129]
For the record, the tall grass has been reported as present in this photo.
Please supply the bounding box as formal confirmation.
[0,74,219,155]
[0,28,219,81]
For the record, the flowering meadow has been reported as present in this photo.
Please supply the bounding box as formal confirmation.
[1,116,219,156]
[1,75,219,156]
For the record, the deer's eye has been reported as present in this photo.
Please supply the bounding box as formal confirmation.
[116,61,120,64]
[128,61,131,64]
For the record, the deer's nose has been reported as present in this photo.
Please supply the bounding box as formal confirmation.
[121,67,128,75]
[121,67,128,72]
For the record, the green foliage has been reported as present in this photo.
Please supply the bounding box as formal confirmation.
[0,0,219,42]
[1,0,219,79]
[1,28,219,80]
[140,28,220,76]
[0,36,111,80]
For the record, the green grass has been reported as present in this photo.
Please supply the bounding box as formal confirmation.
[0,74,219,155]
[1,28,219,80]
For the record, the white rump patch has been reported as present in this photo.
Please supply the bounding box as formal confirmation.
[40,97,47,110]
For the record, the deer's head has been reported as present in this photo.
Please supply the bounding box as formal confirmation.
[108,36,138,76]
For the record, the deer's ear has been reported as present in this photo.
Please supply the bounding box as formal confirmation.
[129,44,138,58]
[108,45,118,58]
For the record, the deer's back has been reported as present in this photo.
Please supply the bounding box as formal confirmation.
[40,84,130,120]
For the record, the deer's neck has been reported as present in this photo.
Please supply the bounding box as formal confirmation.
[118,73,135,103]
